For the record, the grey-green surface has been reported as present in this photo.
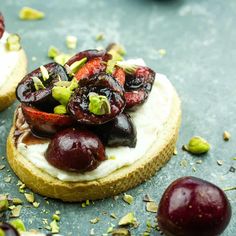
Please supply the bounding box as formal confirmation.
[0,0,235,235]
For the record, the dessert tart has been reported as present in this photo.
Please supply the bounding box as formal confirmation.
[0,12,27,111]
[7,47,181,202]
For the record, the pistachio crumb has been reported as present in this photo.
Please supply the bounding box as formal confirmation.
[143,194,154,202]
[110,213,117,219]
[4,176,12,183]
[158,49,167,57]
[33,202,40,208]
[11,205,22,218]
[111,228,131,236]
[173,147,178,155]
[0,165,5,170]
[48,46,60,59]
[6,34,21,51]
[19,7,45,20]
[90,217,100,224]
[118,212,137,226]
[86,199,90,206]
[146,202,158,213]
[50,220,59,233]
[217,160,223,166]
[12,198,23,205]
[66,35,78,49]
[52,214,60,221]
[0,197,9,212]
[122,194,134,205]
[223,131,231,141]
[24,192,34,203]
[95,33,105,41]
[185,136,210,155]
[40,65,49,81]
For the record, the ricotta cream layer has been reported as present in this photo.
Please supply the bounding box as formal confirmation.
[0,32,21,88]
[18,59,175,182]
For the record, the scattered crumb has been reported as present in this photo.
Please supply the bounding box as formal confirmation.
[223,131,231,141]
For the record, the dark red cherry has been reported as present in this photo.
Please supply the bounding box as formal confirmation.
[21,104,76,137]
[45,128,106,172]
[0,223,19,236]
[16,62,69,112]
[65,49,111,66]
[0,12,5,40]
[94,113,137,147]
[124,66,155,109]
[157,176,232,236]
[67,72,125,125]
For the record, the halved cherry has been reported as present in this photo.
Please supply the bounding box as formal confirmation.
[113,66,125,86]
[21,104,76,137]
[0,12,5,39]
[16,62,69,112]
[124,66,155,109]
[67,73,125,125]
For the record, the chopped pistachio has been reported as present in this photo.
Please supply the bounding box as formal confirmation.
[106,51,123,74]
[24,192,34,203]
[146,202,158,213]
[180,159,188,167]
[90,217,100,224]
[116,61,137,75]
[50,220,59,233]
[55,210,61,215]
[12,198,23,205]
[107,226,114,233]
[40,65,49,81]
[6,34,21,51]
[10,219,26,231]
[32,77,45,91]
[52,214,60,221]
[89,93,111,115]
[52,86,72,106]
[118,212,137,226]
[48,46,60,59]
[233,157,236,161]
[67,57,87,75]
[0,198,9,212]
[95,33,105,41]
[107,43,126,56]
[0,229,4,236]
[185,136,210,155]
[86,199,90,206]
[223,131,231,141]
[4,176,12,183]
[66,35,78,49]
[143,194,154,202]
[123,194,134,205]
[110,213,117,219]
[33,202,40,208]
[158,49,167,57]
[173,147,178,155]
[54,53,72,66]
[111,228,131,236]
[19,7,45,20]
[54,105,67,115]
[223,186,236,191]
[0,164,5,170]
[11,205,22,218]
[217,160,223,166]
[18,183,26,193]
[81,202,86,208]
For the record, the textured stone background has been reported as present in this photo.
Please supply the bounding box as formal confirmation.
[0,0,235,235]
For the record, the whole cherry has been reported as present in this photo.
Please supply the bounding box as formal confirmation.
[157,176,231,236]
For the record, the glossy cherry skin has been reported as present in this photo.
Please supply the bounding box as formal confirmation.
[0,223,19,236]
[157,176,232,236]
[95,113,137,147]
[16,62,69,112]
[21,104,76,137]
[0,12,5,39]
[45,128,106,172]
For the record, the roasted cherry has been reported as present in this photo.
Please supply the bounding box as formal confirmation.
[124,66,155,109]
[45,128,106,172]
[21,104,76,137]
[157,176,232,236]
[16,62,69,112]
[67,72,125,125]
[66,49,111,66]
[0,12,5,40]
[95,113,137,147]
[0,223,19,236]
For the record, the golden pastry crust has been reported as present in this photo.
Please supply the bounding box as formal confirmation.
[7,88,181,202]
[0,49,27,111]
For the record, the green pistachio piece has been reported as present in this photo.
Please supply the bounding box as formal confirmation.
[0,198,8,212]
[95,33,105,41]
[186,136,210,155]
[112,228,131,236]
[10,219,26,232]
[54,53,72,66]
[12,198,23,205]
[106,50,124,74]
[52,86,72,106]
[54,105,67,114]
[108,43,126,56]
[67,57,87,75]
[24,192,34,203]
[116,62,137,75]
[68,78,79,91]
[123,194,134,205]
[88,93,111,115]
[50,220,59,233]
[32,77,45,91]
[40,65,49,81]
[66,35,78,49]
[19,7,45,20]
[0,229,5,236]
[6,34,21,51]
[52,214,60,221]
[118,212,136,226]
[48,46,60,59]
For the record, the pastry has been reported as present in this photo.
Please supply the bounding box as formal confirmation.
[7,48,181,202]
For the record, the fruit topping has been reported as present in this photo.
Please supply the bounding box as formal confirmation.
[95,113,137,147]
[16,62,69,111]
[0,12,5,40]
[121,65,156,109]
[21,104,75,137]
[157,176,232,236]
[67,72,125,125]
[45,128,105,172]
[0,222,19,236]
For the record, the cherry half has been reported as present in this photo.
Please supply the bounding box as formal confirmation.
[45,128,106,172]
[157,176,232,236]
[0,223,19,236]
[0,12,5,40]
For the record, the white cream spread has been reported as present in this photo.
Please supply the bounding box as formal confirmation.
[17,59,175,182]
[0,32,21,88]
